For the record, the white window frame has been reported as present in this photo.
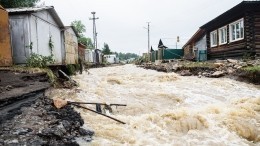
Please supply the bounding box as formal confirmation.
[229,18,244,43]
[218,26,227,45]
[210,30,218,47]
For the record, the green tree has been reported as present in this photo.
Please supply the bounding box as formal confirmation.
[71,20,93,49]
[102,43,111,55]
[0,0,39,8]
[79,37,94,49]
[71,20,86,38]
[118,52,139,60]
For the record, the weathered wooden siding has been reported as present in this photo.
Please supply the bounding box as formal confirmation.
[64,27,78,64]
[208,11,260,59]
[0,7,12,66]
[254,11,260,57]
[183,45,195,60]
[208,16,247,59]
[78,43,85,62]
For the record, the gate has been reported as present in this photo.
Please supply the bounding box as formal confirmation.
[198,50,207,61]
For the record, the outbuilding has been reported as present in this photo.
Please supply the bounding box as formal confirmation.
[85,49,94,63]
[104,54,117,64]
[64,26,79,64]
[7,6,65,64]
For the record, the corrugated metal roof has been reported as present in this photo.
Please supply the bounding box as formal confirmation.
[6,6,64,28]
[6,6,52,13]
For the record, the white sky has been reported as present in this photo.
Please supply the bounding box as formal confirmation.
[42,0,243,54]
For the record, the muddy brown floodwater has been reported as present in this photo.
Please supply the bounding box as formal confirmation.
[50,64,260,145]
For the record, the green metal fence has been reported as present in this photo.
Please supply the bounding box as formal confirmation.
[161,49,183,60]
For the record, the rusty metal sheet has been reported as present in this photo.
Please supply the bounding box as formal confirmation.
[78,43,85,61]
[0,8,12,66]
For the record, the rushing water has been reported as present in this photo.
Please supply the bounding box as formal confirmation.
[50,64,260,145]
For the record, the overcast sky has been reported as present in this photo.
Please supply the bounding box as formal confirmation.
[42,0,243,54]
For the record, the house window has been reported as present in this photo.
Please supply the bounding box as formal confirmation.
[229,18,244,42]
[218,26,227,45]
[210,30,217,47]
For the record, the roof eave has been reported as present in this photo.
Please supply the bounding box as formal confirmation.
[47,7,64,28]
[182,29,205,49]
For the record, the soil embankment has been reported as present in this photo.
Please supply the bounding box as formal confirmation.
[140,59,260,84]
[0,68,94,145]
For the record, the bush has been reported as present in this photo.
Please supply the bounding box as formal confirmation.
[242,66,260,73]
[26,53,55,68]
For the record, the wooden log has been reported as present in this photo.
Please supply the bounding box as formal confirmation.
[58,70,77,86]
[70,103,126,124]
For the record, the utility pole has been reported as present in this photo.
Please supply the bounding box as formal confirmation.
[146,22,151,54]
[89,12,99,50]
[147,22,150,54]
[144,22,151,54]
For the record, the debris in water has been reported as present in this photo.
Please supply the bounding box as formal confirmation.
[53,98,68,109]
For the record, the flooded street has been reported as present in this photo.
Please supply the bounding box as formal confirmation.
[50,64,260,145]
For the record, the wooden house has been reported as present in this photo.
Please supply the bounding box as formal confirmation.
[64,26,79,64]
[183,1,260,60]
[0,5,12,66]
[182,29,207,61]
[7,6,65,64]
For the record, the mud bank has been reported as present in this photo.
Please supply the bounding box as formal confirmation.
[0,96,94,146]
[0,69,94,145]
[140,59,260,84]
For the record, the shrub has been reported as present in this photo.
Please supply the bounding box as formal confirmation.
[26,53,55,68]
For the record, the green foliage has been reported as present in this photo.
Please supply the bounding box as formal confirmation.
[66,64,77,76]
[241,66,260,73]
[0,0,39,8]
[71,20,86,38]
[26,53,55,68]
[49,36,54,55]
[43,68,57,85]
[240,65,260,84]
[118,52,139,60]
[182,62,216,68]
[71,20,93,49]
[102,43,111,55]
[79,37,93,49]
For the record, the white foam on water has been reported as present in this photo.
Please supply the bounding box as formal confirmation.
[49,64,260,145]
